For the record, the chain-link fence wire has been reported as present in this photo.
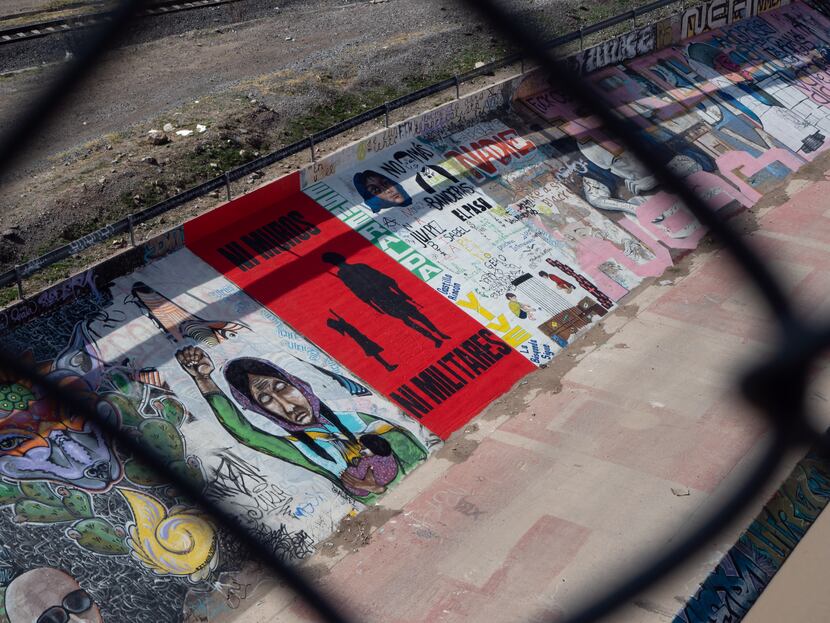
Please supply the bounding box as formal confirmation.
[0,0,828,622]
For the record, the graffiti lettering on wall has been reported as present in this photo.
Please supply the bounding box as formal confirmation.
[681,0,790,39]
[0,270,103,334]
[569,25,657,75]
[443,124,537,182]
[675,452,830,622]
[300,78,518,187]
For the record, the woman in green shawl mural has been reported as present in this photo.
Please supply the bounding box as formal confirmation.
[175,346,427,503]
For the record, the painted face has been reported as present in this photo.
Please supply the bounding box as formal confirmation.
[248,374,314,426]
[0,376,121,491]
[610,151,652,182]
[365,174,405,205]
[5,567,103,623]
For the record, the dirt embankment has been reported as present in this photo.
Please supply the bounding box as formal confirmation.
[3,0,95,15]
[0,0,651,304]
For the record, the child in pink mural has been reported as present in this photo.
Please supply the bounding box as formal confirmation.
[538,270,575,293]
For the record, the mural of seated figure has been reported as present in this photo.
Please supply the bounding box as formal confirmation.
[175,347,428,503]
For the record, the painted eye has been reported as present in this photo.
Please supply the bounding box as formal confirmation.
[274,382,286,392]
[258,394,272,405]
[0,436,28,452]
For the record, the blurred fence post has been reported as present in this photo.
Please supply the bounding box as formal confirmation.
[224,171,232,201]
[14,266,23,300]
[128,214,136,246]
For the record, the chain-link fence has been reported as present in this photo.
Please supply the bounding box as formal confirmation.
[1,1,829,622]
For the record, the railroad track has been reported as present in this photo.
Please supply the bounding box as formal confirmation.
[0,0,243,46]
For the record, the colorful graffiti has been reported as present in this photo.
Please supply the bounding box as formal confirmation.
[305,120,630,367]
[0,252,437,621]
[515,2,830,266]
[681,0,790,40]
[675,450,830,622]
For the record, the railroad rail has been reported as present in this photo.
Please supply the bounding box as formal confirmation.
[0,0,242,45]
[0,1,108,24]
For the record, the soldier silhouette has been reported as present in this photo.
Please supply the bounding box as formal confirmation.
[327,310,398,372]
[322,252,451,348]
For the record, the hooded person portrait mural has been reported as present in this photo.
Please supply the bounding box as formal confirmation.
[353,170,413,213]
[176,346,428,502]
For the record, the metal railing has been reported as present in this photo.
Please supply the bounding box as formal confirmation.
[0,0,684,298]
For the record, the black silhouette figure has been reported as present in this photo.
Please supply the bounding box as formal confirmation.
[322,252,451,348]
[327,310,398,372]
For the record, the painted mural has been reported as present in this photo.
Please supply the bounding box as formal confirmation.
[306,120,639,367]
[680,0,790,40]
[185,173,535,438]
[4,1,830,620]
[675,449,830,622]
[514,2,830,264]
[290,1,830,407]
[0,250,438,621]
[293,3,830,380]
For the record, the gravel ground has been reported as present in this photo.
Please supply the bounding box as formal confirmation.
[0,0,653,297]
[4,0,70,13]
[2,0,100,17]
[0,0,598,164]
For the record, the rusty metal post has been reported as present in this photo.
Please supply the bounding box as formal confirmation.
[455,75,461,99]
[224,171,232,201]
[128,214,136,246]
[384,103,390,128]
[310,135,316,162]
[14,266,24,300]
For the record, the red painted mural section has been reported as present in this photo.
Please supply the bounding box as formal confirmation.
[185,173,534,438]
